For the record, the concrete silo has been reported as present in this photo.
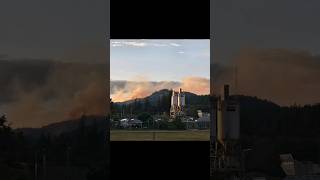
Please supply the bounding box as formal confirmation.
[211,85,242,179]
[217,85,240,143]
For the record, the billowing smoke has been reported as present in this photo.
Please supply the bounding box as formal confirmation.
[2,48,320,127]
[110,81,179,102]
[110,76,210,102]
[180,77,210,95]
[0,59,107,128]
[214,48,320,106]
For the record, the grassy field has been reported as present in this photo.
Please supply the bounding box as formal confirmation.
[110,129,210,141]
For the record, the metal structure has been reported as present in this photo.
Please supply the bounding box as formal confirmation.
[170,88,185,118]
[210,85,242,180]
[280,153,320,179]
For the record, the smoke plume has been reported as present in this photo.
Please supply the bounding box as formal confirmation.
[180,77,210,95]
[110,76,210,102]
[0,60,107,128]
[2,48,320,127]
[214,48,320,106]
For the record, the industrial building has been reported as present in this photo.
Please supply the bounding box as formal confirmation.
[195,110,210,129]
[170,88,185,118]
[210,84,242,179]
[181,112,210,129]
[170,88,210,129]
[216,85,240,141]
[119,118,143,128]
[210,85,320,180]
[280,153,320,180]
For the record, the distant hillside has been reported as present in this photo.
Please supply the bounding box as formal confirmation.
[15,116,107,138]
[115,89,281,108]
[115,89,208,106]
[112,89,210,116]
[116,89,172,105]
[15,92,320,142]
[112,89,285,118]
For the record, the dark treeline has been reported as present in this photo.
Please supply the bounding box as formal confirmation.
[234,95,320,177]
[0,115,108,180]
[235,95,320,138]
[111,89,172,117]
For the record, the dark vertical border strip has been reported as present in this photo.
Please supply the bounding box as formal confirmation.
[106,0,110,179]
[210,0,216,178]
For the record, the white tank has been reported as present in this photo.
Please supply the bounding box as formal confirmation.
[178,94,185,107]
[225,101,240,140]
[171,90,178,106]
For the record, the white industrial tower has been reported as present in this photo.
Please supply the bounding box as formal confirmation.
[170,88,185,118]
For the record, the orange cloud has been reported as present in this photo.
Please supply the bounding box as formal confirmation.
[110,76,210,102]
[180,76,210,95]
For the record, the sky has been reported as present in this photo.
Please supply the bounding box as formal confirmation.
[1,0,320,62]
[0,0,107,63]
[110,39,210,82]
[211,0,320,105]
[213,0,320,64]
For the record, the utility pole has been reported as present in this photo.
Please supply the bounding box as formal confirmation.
[35,152,38,180]
[66,146,71,180]
[42,148,46,180]
[188,119,190,129]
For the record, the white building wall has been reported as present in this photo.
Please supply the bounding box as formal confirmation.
[171,92,178,106]
[177,89,185,107]
[217,98,240,142]
[225,103,240,140]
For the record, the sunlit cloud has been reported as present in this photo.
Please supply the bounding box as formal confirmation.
[170,43,181,47]
[110,76,210,102]
[111,41,147,47]
[111,40,183,48]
